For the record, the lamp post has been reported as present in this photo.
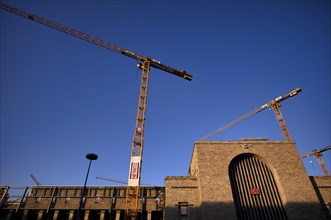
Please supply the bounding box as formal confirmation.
[76,153,98,220]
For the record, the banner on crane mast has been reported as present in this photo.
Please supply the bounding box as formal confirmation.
[128,156,141,186]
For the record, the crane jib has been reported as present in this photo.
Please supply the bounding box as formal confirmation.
[0,2,193,81]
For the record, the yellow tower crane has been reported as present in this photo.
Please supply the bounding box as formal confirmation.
[301,146,331,176]
[200,88,302,140]
[0,3,193,219]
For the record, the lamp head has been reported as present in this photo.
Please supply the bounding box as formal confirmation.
[86,153,98,160]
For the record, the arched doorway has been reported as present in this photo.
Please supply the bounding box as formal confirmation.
[229,154,287,220]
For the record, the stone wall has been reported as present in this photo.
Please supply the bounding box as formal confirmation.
[310,176,331,218]
[168,140,329,220]
[165,176,200,220]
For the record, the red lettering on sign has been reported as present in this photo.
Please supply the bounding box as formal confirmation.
[130,162,139,179]
[250,188,260,195]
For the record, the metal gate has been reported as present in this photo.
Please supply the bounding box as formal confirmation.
[229,154,287,220]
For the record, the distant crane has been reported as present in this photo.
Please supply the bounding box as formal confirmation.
[96,176,151,186]
[30,174,42,186]
[301,146,331,176]
[0,3,192,219]
[200,88,302,140]
[96,176,128,185]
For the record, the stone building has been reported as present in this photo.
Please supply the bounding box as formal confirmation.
[166,140,331,220]
[1,140,330,220]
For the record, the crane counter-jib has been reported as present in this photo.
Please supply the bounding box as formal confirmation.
[0,1,193,81]
[271,87,302,103]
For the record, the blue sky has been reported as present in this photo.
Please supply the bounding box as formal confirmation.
[1,1,330,187]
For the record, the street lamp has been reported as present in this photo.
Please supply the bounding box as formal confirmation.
[76,153,98,220]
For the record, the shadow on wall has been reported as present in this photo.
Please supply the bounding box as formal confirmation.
[166,201,330,220]
[308,177,331,220]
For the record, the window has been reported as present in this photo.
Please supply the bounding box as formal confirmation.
[180,206,188,216]
[177,202,192,218]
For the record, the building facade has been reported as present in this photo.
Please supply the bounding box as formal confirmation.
[0,186,164,220]
[1,140,330,220]
[166,140,331,220]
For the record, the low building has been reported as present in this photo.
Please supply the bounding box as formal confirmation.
[0,186,164,220]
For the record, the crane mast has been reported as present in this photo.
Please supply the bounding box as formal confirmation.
[301,146,331,176]
[0,3,192,219]
[270,101,292,141]
[200,88,302,140]
[125,59,150,219]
